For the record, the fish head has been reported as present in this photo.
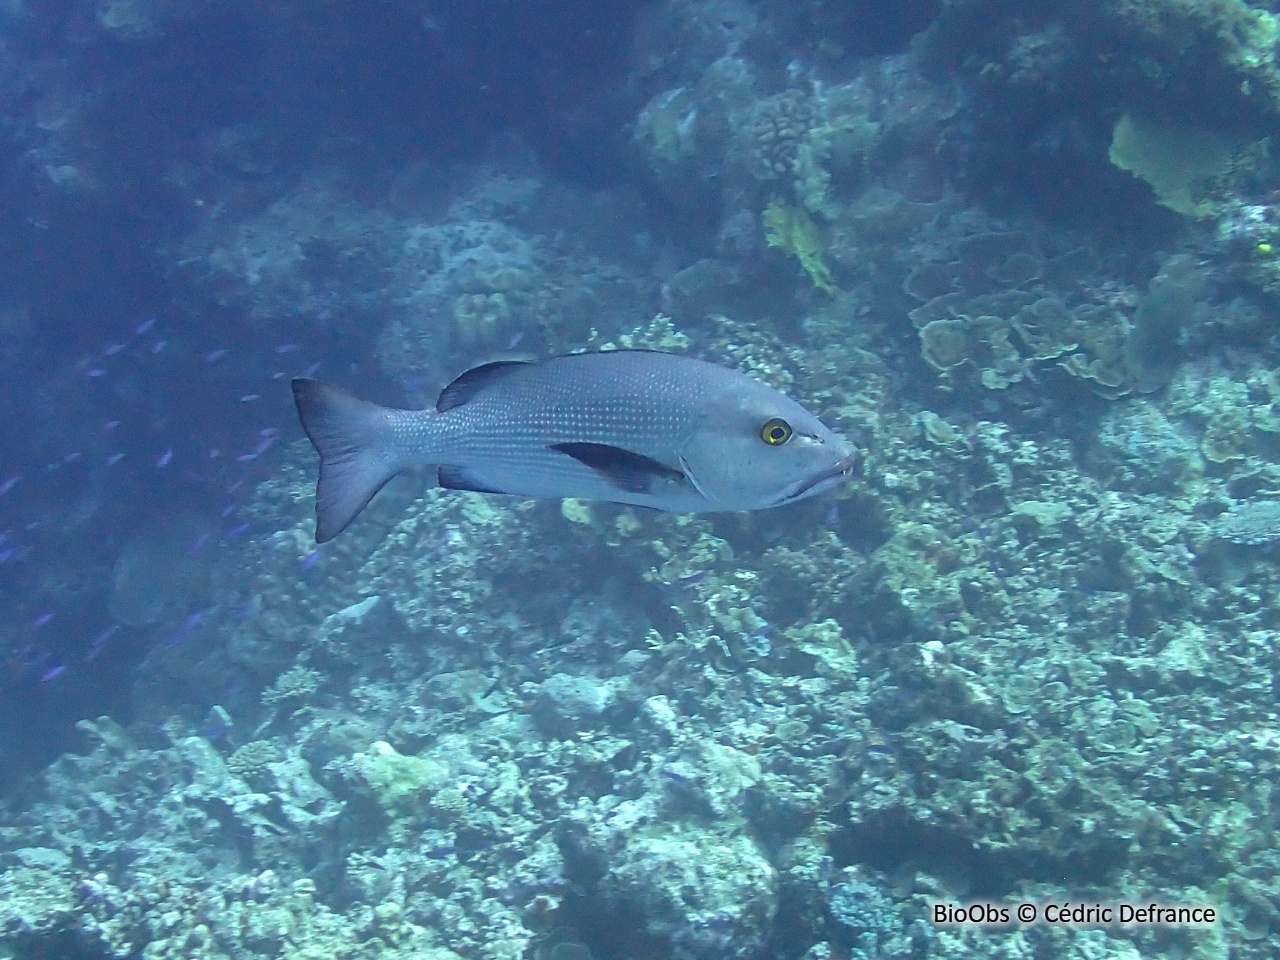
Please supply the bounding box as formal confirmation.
[679,385,857,510]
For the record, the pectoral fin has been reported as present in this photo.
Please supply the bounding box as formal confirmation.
[549,442,687,495]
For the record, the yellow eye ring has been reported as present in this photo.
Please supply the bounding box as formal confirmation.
[761,417,793,446]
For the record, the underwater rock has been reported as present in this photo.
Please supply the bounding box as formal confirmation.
[1124,255,1206,393]
[601,826,777,960]
[533,673,616,738]
[0,866,80,948]
[340,740,447,821]
[1094,402,1203,493]
[1215,500,1280,544]
[828,868,922,955]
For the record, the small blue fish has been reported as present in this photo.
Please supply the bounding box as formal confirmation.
[163,612,205,648]
[89,625,120,648]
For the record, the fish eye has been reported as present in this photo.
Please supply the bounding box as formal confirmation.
[760,417,793,446]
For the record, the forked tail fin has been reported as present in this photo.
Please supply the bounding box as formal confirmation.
[291,378,404,543]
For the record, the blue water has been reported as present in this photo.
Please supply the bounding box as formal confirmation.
[0,2,1274,958]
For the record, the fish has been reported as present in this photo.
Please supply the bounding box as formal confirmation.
[291,350,857,543]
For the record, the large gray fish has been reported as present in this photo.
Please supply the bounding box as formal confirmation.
[292,350,856,542]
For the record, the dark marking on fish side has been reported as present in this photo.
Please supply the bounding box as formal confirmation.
[436,360,531,412]
[549,441,688,494]
[438,465,514,495]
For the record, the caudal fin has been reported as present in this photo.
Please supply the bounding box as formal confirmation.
[291,378,403,543]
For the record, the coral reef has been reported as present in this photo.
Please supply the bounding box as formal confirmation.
[12,295,1280,958]
[15,1,1280,960]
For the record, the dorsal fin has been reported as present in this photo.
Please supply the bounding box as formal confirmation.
[437,360,530,412]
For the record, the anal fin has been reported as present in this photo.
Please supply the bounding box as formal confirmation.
[438,465,513,496]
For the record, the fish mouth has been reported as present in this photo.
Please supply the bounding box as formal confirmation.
[777,452,859,505]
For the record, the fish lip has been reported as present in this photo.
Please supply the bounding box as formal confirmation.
[777,451,859,504]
